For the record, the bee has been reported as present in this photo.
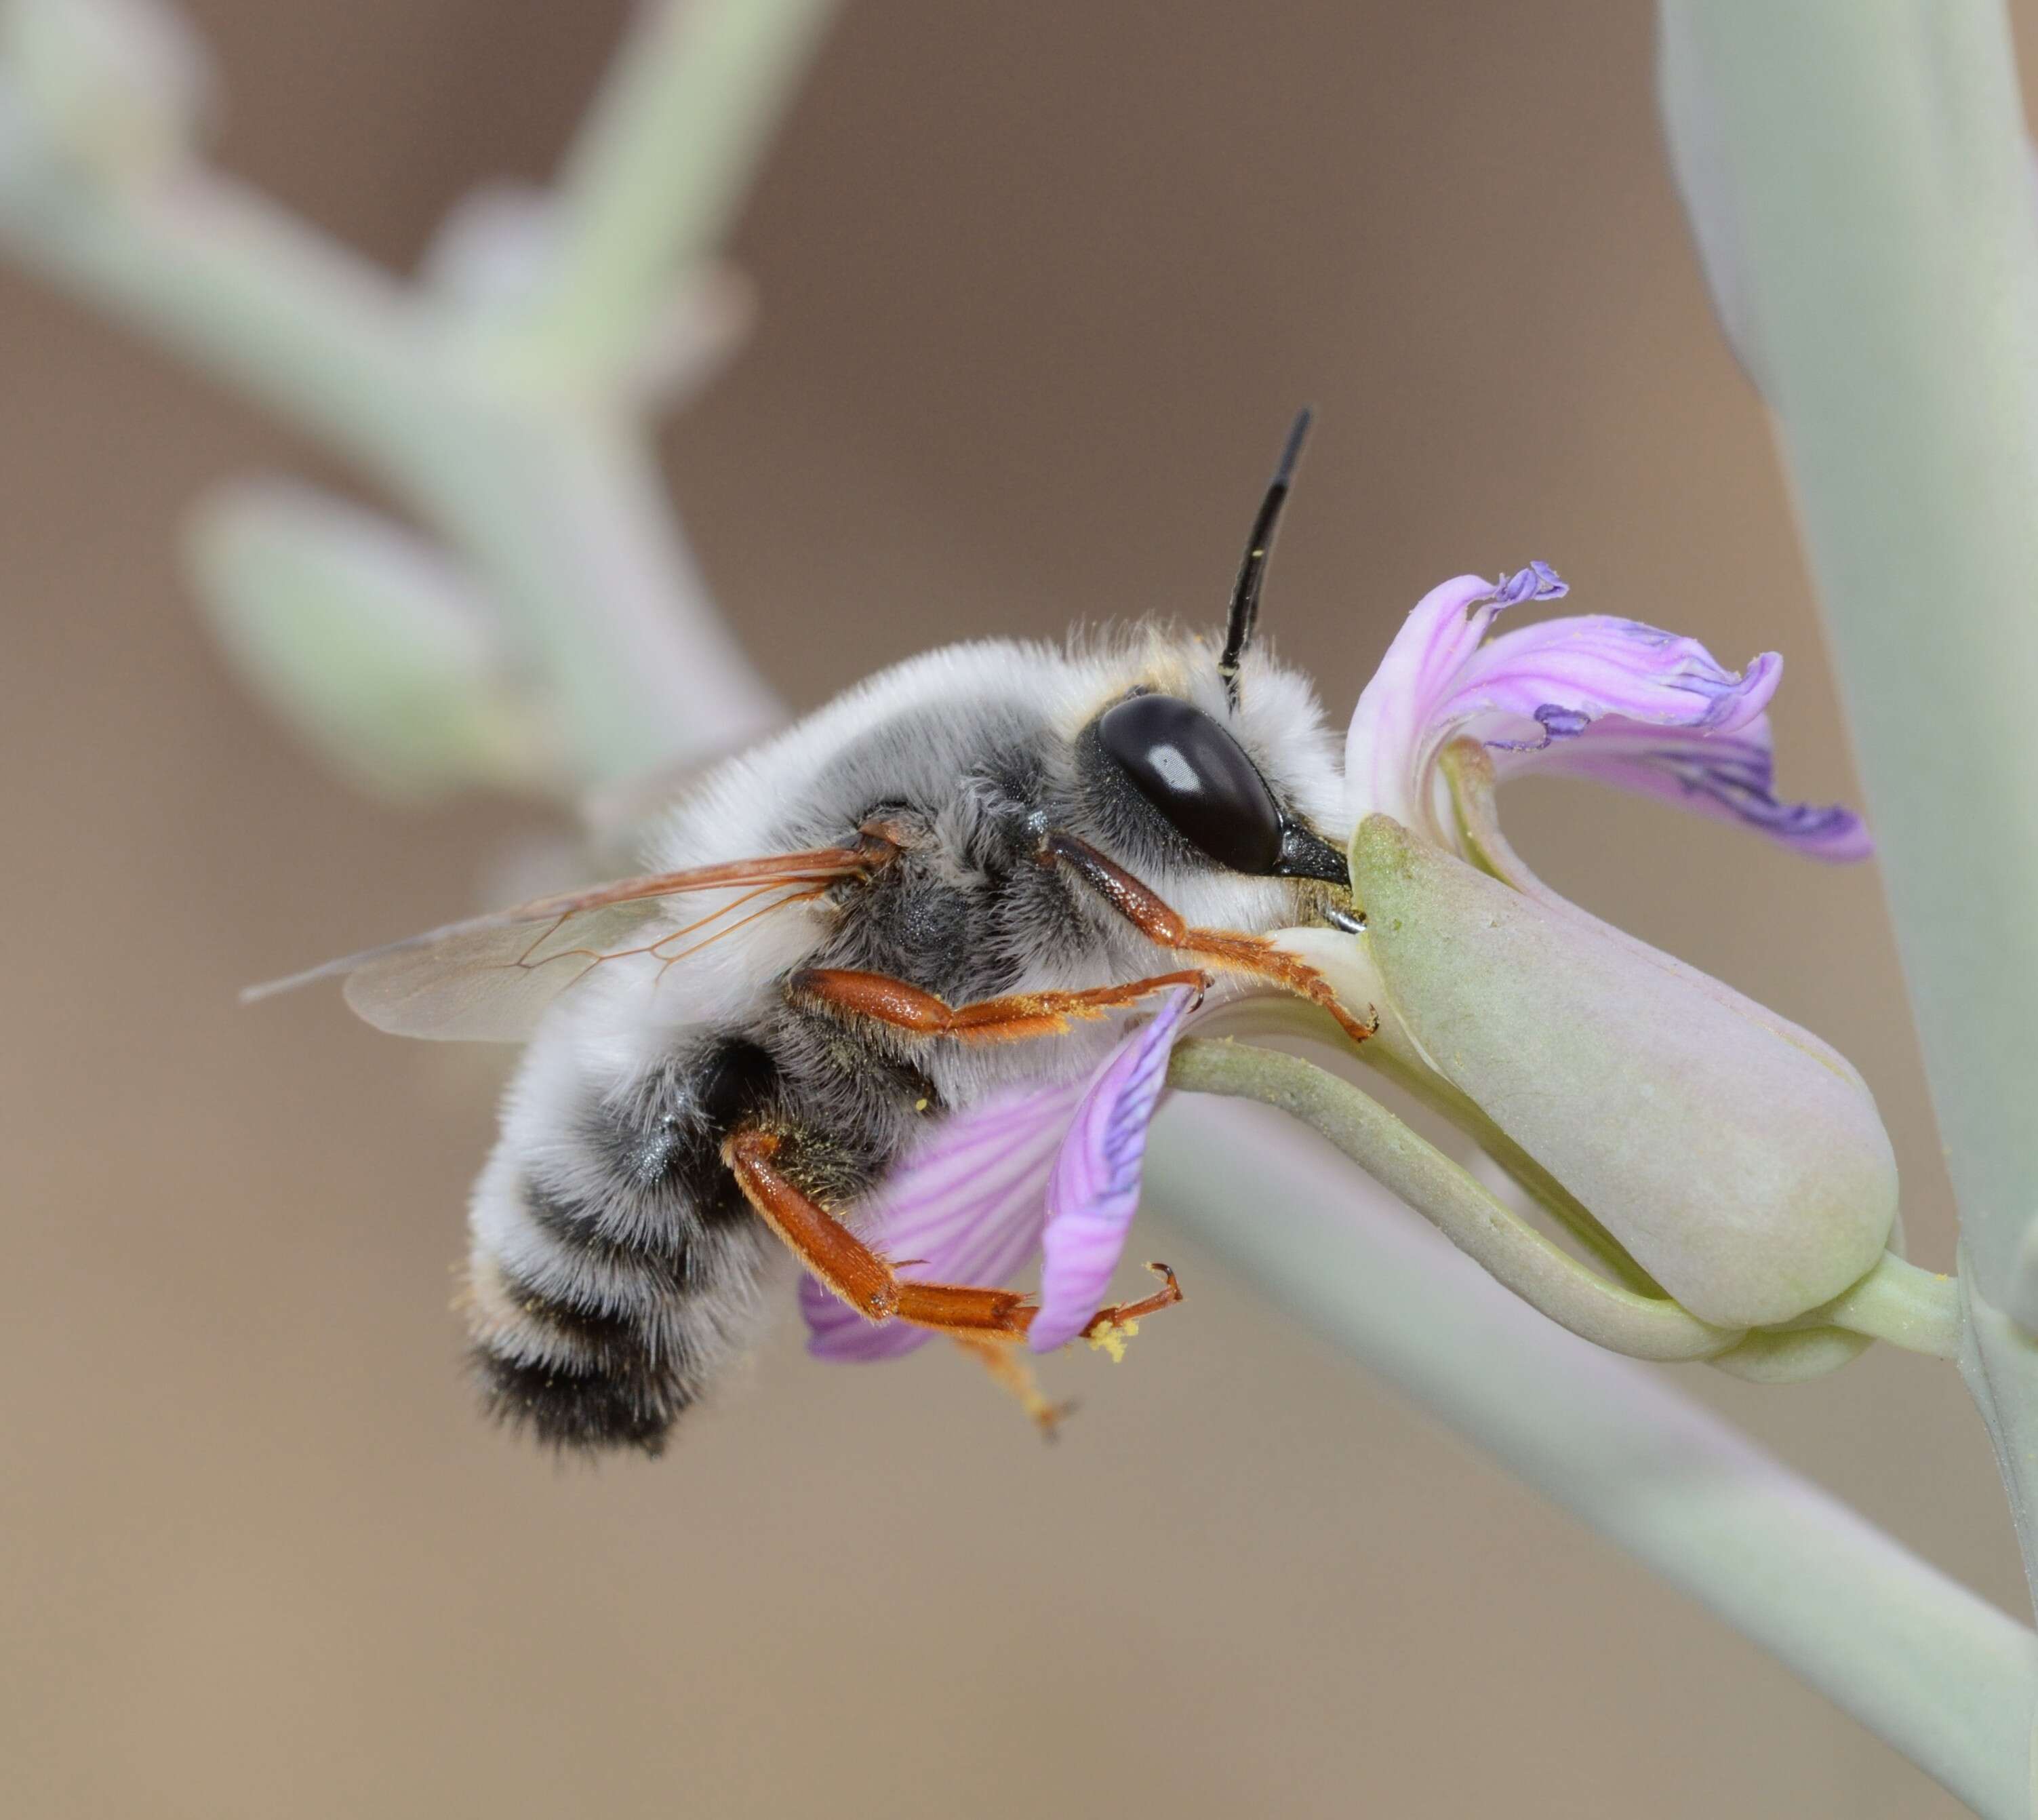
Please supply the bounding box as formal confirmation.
[255,412,1370,1453]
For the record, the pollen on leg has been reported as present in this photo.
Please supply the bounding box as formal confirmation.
[1085,1317,1140,1362]
[1074,1264,1182,1358]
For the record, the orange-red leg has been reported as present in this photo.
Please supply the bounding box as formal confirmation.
[786,967,1208,1044]
[1040,832,1379,1044]
[952,1334,1075,1439]
[723,1126,1184,1343]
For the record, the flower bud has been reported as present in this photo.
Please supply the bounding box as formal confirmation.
[1344,813,1896,1328]
[185,480,560,804]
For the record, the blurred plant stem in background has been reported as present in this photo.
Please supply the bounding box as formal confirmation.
[1663,9,2038,1801]
[2,1,2033,1810]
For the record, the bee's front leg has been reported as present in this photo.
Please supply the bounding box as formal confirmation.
[1039,831,1380,1044]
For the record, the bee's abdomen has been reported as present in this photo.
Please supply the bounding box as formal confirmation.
[466,1231,703,1455]
[463,1033,782,1457]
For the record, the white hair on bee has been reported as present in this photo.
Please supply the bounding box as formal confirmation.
[279,412,1361,1455]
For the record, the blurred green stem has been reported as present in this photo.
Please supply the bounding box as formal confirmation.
[1658,3,2038,1323]
[523,0,836,379]
[1146,1101,2038,1820]
[1,1,2026,1807]
[0,0,816,784]
[1659,2,2038,1708]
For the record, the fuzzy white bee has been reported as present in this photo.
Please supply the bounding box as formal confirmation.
[258,415,1369,1452]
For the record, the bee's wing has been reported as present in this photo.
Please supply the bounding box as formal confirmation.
[244,844,881,1042]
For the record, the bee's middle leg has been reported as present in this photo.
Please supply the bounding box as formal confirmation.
[786,967,1207,1043]
[722,1126,1182,1343]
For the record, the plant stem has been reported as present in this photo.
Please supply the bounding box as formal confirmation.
[1801,1253,1963,1361]
[3,3,2022,1800]
[1169,1039,1739,1360]
[0,2,819,785]
[1658,1,2038,1669]
[525,0,837,378]
[1144,1098,2038,1819]
[1656,4,2038,1320]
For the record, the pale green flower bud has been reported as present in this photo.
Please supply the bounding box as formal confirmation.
[185,481,562,804]
[1338,812,1897,1328]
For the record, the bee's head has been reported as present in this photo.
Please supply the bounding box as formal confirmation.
[1075,410,1348,890]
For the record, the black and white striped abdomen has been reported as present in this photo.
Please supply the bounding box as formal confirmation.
[464,1025,783,1456]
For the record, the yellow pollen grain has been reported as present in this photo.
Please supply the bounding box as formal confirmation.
[1085,1317,1140,1363]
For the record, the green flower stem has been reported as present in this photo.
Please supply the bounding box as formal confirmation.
[1658,0,2038,1646]
[1174,1037,1961,1364]
[0,123,424,472]
[0,0,828,785]
[5,3,2023,1798]
[1142,1103,2038,1820]
[1353,1025,1667,1299]
[522,0,837,379]
[1169,1039,1740,1360]
[1792,1254,1963,1361]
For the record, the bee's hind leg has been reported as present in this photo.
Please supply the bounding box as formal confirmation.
[723,1127,1184,1351]
[951,1334,1075,1440]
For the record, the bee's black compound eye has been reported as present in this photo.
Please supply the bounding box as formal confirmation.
[1096,693,1284,874]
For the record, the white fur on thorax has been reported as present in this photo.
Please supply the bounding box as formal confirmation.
[466,627,1350,1417]
[501,627,1348,1148]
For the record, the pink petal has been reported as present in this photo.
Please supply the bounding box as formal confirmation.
[799,1077,1085,1362]
[1505,715,1872,862]
[1447,616,1780,748]
[1030,987,1195,1351]
[1344,563,1869,862]
[1344,565,1568,828]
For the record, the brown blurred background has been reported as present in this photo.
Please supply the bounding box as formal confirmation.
[2,3,2026,1815]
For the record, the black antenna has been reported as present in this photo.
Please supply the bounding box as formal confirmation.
[1218,406,1313,708]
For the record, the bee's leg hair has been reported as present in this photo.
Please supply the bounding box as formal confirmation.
[951,1333,1075,1440]
[723,1126,1184,1342]
[1039,831,1378,1044]
[784,967,1207,1043]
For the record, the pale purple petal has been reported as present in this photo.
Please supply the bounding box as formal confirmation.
[1345,566,1568,827]
[1030,987,1194,1351]
[1342,563,1866,863]
[800,1076,1084,1362]
[1508,715,1873,861]
[1447,618,1780,751]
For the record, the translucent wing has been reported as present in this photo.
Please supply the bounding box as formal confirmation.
[244,844,883,1042]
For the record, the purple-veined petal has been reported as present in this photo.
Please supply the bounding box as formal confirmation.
[1446,616,1780,749]
[1342,563,1862,861]
[1505,714,1872,861]
[1030,987,1195,1351]
[799,1075,1086,1361]
[1344,566,1569,829]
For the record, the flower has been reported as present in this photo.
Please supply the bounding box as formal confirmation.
[1345,563,1869,863]
[804,565,1884,1365]
[799,985,1193,1358]
[1342,810,1896,1328]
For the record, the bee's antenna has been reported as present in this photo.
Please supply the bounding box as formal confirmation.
[1218,406,1313,709]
